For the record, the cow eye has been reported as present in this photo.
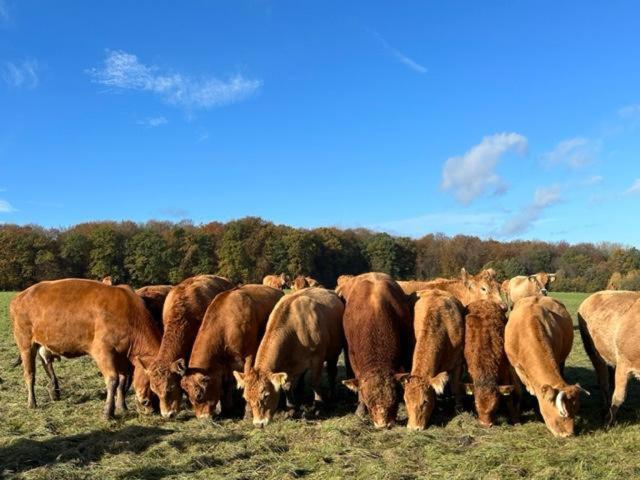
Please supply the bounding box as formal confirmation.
[141,398,150,407]
[481,286,487,292]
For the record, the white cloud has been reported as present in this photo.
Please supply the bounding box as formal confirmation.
[0,199,16,213]
[500,185,561,236]
[541,137,598,168]
[371,30,427,75]
[2,59,39,88]
[138,116,168,127]
[441,132,528,204]
[618,104,640,118]
[625,179,640,195]
[87,50,262,110]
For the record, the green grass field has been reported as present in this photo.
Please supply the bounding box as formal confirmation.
[1,291,640,479]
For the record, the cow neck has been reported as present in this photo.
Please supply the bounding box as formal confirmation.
[157,317,194,364]
[410,330,445,378]
[189,321,226,370]
[130,311,162,364]
[254,326,291,373]
[425,280,468,305]
[524,320,568,392]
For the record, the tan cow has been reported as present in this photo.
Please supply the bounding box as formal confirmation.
[233,288,344,427]
[291,275,309,291]
[262,273,290,290]
[398,268,506,311]
[336,274,354,288]
[10,279,160,419]
[506,272,556,306]
[306,276,320,287]
[181,285,284,419]
[505,296,588,437]
[396,289,464,430]
[578,291,640,427]
[136,285,172,332]
[141,274,234,418]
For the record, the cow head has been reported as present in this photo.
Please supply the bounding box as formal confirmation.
[181,369,220,420]
[464,382,514,427]
[534,272,556,293]
[278,273,291,289]
[527,275,548,295]
[461,268,507,311]
[233,365,287,428]
[343,369,399,428]
[132,361,157,415]
[538,383,589,437]
[292,275,308,291]
[395,372,448,430]
[139,357,186,418]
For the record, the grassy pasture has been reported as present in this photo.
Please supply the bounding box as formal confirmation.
[1,291,640,479]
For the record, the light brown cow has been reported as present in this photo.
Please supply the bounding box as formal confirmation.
[136,285,172,332]
[291,275,309,291]
[262,273,290,290]
[101,276,113,285]
[398,268,506,311]
[396,289,464,430]
[305,276,320,287]
[505,296,588,437]
[506,272,556,306]
[464,300,519,427]
[10,279,161,419]
[336,274,354,288]
[233,288,344,427]
[181,285,284,419]
[338,272,413,428]
[578,291,640,427]
[141,274,234,418]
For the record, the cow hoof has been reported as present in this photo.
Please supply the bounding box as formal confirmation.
[27,401,37,409]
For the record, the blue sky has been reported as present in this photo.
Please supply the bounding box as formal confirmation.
[1,1,639,245]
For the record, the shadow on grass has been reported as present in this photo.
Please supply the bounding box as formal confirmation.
[0,425,171,475]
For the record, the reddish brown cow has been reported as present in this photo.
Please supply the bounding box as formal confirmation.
[181,285,284,419]
[136,285,172,332]
[396,289,464,430]
[262,273,290,290]
[141,274,234,418]
[10,279,161,419]
[464,300,519,427]
[291,275,309,291]
[234,288,345,427]
[505,296,588,437]
[339,272,413,428]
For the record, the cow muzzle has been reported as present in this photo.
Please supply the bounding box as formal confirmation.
[253,418,269,428]
[161,410,177,419]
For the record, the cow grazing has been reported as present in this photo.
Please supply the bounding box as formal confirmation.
[262,273,290,290]
[505,296,588,437]
[506,272,556,306]
[396,289,464,430]
[181,285,284,419]
[464,300,519,427]
[10,279,161,419]
[141,274,234,418]
[578,291,640,427]
[398,268,506,311]
[339,272,413,428]
[234,288,344,427]
[136,285,172,332]
[291,275,309,291]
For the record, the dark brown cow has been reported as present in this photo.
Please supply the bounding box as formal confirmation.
[339,272,413,428]
[464,300,519,427]
[505,296,588,437]
[396,289,464,430]
[181,285,284,419]
[136,285,172,332]
[10,279,161,419]
[141,274,234,418]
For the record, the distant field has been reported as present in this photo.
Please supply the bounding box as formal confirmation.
[1,291,640,479]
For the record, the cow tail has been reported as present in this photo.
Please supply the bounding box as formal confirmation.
[577,312,598,364]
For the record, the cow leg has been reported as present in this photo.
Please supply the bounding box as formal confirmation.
[21,345,38,408]
[452,363,464,413]
[606,363,630,428]
[591,356,613,414]
[326,356,339,401]
[116,373,128,412]
[221,381,234,416]
[94,348,120,420]
[310,358,326,412]
[38,349,61,401]
[283,376,299,414]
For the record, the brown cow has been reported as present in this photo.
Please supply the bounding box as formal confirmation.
[136,285,172,332]
[398,269,506,311]
[140,274,234,418]
[306,276,320,287]
[336,274,354,288]
[505,296,588,437]
[339,272,413,428]
[262,273,290,290]
[464,300,519,427]
[396,289,464,430]
[578,291,640,427]
[506,272,556,306]
[101,276,113,285]
[291,275,309,291]
[10,279,161,419]
[181,285,284,419]
[233,288,344,427]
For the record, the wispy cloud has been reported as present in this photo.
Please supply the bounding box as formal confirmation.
[541,137,599,168]
[442,132,528,205]
[500,185,562,236]
[624,178,640,195]
[87,50,262,110]
[2,59,39,88]
[618,103,640,118]
[137,116,168,127]
[0,199,16,213]
[370,30,427,74]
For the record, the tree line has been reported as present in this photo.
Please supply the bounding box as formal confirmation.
[1,217,639,292]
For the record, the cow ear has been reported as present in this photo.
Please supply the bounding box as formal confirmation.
[528,275,537,281]
[574,383,590,397]
[342,378,359,392]
[394,373,411,386]
[233,371,245,389]
[430,372,449,395]
[498,385,515,396]
[170,358,187,377]
[269,372,288,391]
[540,384,558,403]
[460,268,468,283]
[549,274,556,282]
[464,383,475,395]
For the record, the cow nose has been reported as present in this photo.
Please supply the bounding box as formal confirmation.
[499,303,508,312]
[407,424,424,431]
[253,418,268,428]
[162,410,177,419]
[540,289,548,295]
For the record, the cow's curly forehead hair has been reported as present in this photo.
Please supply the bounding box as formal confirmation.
[360,369,397,408]
[243,368,273,396]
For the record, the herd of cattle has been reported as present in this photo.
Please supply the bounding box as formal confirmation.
[7,268,639,438]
